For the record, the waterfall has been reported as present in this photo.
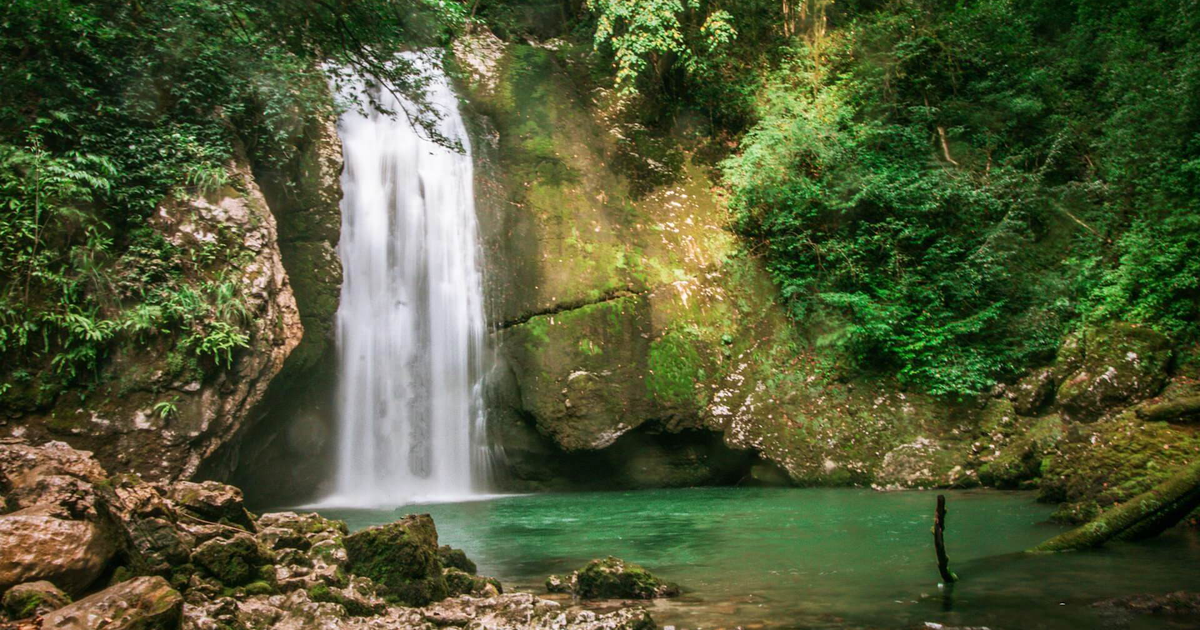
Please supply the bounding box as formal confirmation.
[326,58,490,507]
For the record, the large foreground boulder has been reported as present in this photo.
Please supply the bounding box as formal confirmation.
[548,557,680,600]
[40,576,182,630]
[0,511,115,596]
[343,514,447,606]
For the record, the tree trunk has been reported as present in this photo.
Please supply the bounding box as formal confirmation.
[934,494,958,583]
[1029,458,1200,553]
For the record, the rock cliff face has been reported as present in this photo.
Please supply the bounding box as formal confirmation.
[0,92,344,500]
[218,114,346,504]
[1,161,303,484]
[458,26,1198,519]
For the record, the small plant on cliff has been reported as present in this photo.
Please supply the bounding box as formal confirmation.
[154,398,180,420]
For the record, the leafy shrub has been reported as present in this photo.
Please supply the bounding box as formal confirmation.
[724,0,1200,394]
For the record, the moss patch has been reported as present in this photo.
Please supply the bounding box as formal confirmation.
[343,514,448,606]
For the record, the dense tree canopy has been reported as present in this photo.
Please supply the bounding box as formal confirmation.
[716,0,1200,394]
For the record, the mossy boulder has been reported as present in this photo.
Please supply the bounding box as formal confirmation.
[2,580,71,619]
[343,514,448,606]
[307,578,387,617]
[191,532,274,586]
[1008,368,1057,416]
[443,567,502,597]
[1056,323,1172,423]
[437,545,477,575]
[977,415,1063,489]
[570,557,680,600]
[1039,412,1200,522]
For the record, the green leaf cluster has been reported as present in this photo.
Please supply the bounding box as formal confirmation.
[723,0,1200,394]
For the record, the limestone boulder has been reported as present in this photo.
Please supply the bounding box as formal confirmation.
[40,576,182,630]
[0,511,115,596]
[0,440,107,519]
[168,480,254,531]
[95,476,193,576]
[873,437,975,490]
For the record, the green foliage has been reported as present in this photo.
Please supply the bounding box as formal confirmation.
[0,0,464,407]
[723,0,1200,395]
[587,0,736,94]
[581,0,781,129]
[154,397,181,420]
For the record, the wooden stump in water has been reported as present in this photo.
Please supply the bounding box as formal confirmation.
[934,494,958,584]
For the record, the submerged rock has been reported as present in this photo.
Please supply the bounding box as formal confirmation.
[549,557,679,600]
[2,580,71,619]
[343,514,448,606]
[1093,591,1200,616]
[40,576,182,630]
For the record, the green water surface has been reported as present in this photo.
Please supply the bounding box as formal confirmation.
[317,487,1200,629]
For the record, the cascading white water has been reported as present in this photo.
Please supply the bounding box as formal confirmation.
[326,58,490,507]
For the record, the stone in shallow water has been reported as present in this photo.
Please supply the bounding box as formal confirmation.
[437,545,477,575]
[549,557,679,600]
[1093,591,1200,616]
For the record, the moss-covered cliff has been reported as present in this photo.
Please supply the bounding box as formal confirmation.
[457,24,1199,521]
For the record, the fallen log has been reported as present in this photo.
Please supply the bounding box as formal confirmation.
[1136,396,1200,423]
[1029,458,1200,553]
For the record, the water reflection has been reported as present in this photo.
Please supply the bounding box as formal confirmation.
[317,488,1200,629]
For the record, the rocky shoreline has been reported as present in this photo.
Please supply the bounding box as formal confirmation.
[0,439,655,630]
